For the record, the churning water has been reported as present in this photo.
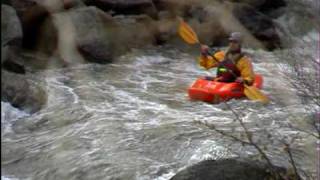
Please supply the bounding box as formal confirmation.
[1,44,318,179]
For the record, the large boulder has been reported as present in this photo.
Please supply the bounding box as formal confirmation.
[10,0,49,49]
[256,0,286,15]
[170,159,290,180]
[84,0,158,18]
[1,70,47,113]
[229,0,286,12]
[38,0,85,12]
[230,0,287,18]
[4,49,67,71]
[11,0,85,15]
[1,4,22,47]
[1,5,25,73]
[1,0,11,5]
[51,6,115,64]
[111,15,158,52]
[50,7,159,64]
[77,39,113,64]
[9,0,85,53]
[153,0,198,18]
[11,5,161,66]
[232,3,281,50]
[2,47,26,74]
[70,7,115,63]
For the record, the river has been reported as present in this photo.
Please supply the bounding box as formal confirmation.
[1,36,318,179]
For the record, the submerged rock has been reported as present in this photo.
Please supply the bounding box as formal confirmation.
[170,159,289,180]
[1,70,47,114]
[1,48,26,74]
[77,39,113,64]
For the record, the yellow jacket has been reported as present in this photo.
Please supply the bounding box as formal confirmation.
[198,51,255,85]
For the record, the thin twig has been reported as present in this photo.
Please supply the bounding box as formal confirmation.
[223,102,282,178]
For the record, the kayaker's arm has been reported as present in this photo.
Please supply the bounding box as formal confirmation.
[237,57,255,85]
[198,49,225,70]
[198,55,215,70]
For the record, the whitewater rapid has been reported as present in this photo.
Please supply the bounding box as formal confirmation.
[1,46,317,179]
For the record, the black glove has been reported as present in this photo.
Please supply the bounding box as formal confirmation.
[201,46,209,56]
[204,76,215,81]
[208,48,220,55]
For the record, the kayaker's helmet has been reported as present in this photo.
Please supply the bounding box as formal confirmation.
[228,32,242,44]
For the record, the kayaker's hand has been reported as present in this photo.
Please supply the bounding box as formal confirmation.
[214,77,222,81]
[236,77,252,85]
[204,76,215,81]
[235,77,244,84]
[200,45,209,56]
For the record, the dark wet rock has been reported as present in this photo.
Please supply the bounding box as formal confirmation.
[27,6,160,65]
[257,0,286,15]
[185,6,208,23]
[10,0,85,14]
[1,4,23,47]
[35,16,59,56]
[66,7,159,63]
[170,159,289,180]
[1,5,26,73]
[111,14,158,51]
[5,49,67,71]
[2,44,57,72]
[12,106,93,133]
[229,0,286,12]
[1,0,11,5]
[232,0,267,8]
[153,0,194,19]
[1,70,47,113]
[84,0,158,18]
[232,3,281,50]
[77,39,113,64]
[2,52,26,73]
[10,0,49,49]
[152,0,284,50]
[67,6,115,63]
[31,6,114,65]
[233,0,287,19]
[2,46,27,74]
[7,1,83,55]
[63,0,85,10]
[2,61,25,74]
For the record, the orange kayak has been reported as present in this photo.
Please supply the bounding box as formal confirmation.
[188,74,263,103]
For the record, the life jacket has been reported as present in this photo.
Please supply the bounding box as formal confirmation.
[216,52,243,82]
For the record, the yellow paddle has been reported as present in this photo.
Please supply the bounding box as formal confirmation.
[178,19,200,45]
[178,18,270,104]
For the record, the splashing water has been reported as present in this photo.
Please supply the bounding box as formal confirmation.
[1,46,317,179]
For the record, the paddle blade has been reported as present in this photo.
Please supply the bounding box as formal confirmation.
[178,19,199,45]
[244,85,270,104]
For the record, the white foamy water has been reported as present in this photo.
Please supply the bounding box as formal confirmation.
[1,44,318,179]
[1,102,29,136]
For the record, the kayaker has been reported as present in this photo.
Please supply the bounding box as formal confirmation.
[198,32,255,86]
